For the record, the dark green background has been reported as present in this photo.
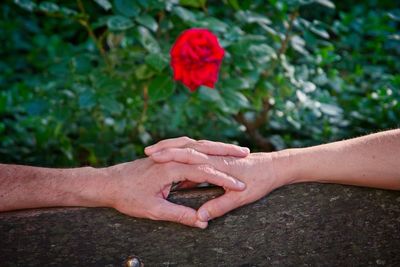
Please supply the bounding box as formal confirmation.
[0,0,399,167]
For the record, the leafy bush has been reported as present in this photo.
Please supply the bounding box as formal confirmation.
[0,0,399,167]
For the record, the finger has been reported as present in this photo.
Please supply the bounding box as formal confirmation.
[145,136,194,155]
[145,137,250,157]
[197,191,241,222]
[155,199,208,229]
[150,147,210,164]
[187,140,250,157]
[166,162,246,191]
[173,181,199,190]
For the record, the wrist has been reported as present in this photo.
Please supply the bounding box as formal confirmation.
[72,166,115,208]
[273,147,325,185]
[270,149,301,186]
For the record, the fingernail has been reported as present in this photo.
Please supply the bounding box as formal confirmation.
[241,147,250,154]
[198,209,210,222]
[236,180,246,190]
[195,220,208,229]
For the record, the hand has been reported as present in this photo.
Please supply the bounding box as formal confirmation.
[146,139,291,224]
[145,136,250,189]
[103,158,247,228]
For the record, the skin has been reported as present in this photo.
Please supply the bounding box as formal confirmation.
[2,131,399,229]
[146,129,400,225]
[0,138,249,229]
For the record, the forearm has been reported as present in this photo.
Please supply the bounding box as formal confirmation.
[0,164,112,212]
[275,129,400,190]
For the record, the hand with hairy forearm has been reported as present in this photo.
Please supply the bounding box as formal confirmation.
[0,139,250,228]
[146,129,400,224]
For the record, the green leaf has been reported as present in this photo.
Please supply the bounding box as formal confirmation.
[145,53,169,72]
[135,64,156,80]
[59,7,78,16]
[100,98,123,115]
[72,55,92,74]
[291,35,308,55]
[223,91,250,113]
[114,0,141,17]
[79,91,96,109]
[314,0,335,9]
[38,2,59,13]
[235,10,271,25]
[93,0,112,11]
[0,94,7,114]
[319,103,342,116]
[230,36,267,56]
[179,0,206,8]
[148,75,175,101]
[222,78,251,90]
[136,14,158,32]
[0,122,5,134]
[173,7,196,22]
[136,26,160,53]
[388,11,400,22]
[107,15,134,31]
[248,43,276,62]
[198,86,223,102]
[26,100,48,116]
[228,0,240,10]
[310,25,330,39]
[190,17,228,33]
[14,0,37,11]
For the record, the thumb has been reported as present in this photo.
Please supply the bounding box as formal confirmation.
[196,191,240,222]
[156,199,208,229]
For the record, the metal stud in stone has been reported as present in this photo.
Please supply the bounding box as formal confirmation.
[124,255,144,267]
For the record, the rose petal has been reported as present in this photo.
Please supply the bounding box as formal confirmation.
[170,28,225,91]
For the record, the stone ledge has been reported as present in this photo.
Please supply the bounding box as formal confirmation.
[1,183,399,266]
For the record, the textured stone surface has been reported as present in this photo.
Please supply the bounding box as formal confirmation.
[1,184,399,266]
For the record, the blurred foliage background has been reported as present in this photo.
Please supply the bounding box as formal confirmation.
[0,0,399,167]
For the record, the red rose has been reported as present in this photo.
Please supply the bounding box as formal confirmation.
[170,28,225,92]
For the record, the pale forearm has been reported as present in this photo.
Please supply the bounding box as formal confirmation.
[0,164,111,212]
[276,129,400,190]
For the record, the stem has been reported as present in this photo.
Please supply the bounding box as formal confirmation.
[76,0,112,71]
[156,11,164,39]
[141,85,149,125]
[234,10,299,151]
[134,84,149,136]
[262,10,299,78]
[202,3,208,14]
[129,84,149,142]
[277,11,298,56]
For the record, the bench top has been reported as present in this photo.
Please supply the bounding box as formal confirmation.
[1,183,399,266]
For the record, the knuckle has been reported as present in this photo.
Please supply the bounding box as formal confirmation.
[181,136,193,143]
[222,157,233,166]
[196,140,209,145]
[176,211,189,224]
[185,147,198,155]
[158,138,169,145]
[197,164,215,174]
[219,157,235,170]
